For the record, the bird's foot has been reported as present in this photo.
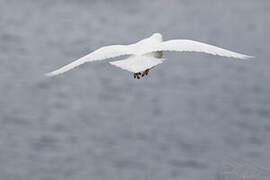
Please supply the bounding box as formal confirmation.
[134,70,150,79]
[142,69,150,77]
[133,72,141,79]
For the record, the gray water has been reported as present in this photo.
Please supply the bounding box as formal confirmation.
[0,0,270,180]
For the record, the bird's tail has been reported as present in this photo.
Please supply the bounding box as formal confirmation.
[109,55,165,73]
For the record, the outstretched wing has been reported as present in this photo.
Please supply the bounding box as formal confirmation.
[109,56,164,73]
[144,40,253,59]
[46,44,135,76]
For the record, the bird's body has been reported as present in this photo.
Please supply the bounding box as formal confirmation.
[46,33,253,78]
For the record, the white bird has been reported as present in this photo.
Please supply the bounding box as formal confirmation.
[46,33,253,79]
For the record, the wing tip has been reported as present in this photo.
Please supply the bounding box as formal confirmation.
[240,55,255,60]
[45,73,54,77]
[45,71,59,77]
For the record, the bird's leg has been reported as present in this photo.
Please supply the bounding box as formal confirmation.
[145,69,150,75]
[133,73,136,79]
[142,69,150,77]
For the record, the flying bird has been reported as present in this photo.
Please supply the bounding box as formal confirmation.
[46,33,253,79]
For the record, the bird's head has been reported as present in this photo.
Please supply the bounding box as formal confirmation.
[151,33,163,42]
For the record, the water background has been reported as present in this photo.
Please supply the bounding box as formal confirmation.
[0,0,270,179]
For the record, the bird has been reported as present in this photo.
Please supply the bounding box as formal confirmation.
[46,33,253,79]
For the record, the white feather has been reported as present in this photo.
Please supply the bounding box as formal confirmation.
[110,56,164,73]
[143,40,253,59]
[46,33,253,77]
[46,45,134,76]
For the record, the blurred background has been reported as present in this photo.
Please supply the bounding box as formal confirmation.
[0,0,269,179]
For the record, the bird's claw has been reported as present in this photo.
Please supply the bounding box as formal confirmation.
[133,69,150,79]
[144,69,149,75]
[133,73,141,79]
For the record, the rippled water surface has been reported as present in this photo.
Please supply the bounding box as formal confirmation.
[0,0,270,180]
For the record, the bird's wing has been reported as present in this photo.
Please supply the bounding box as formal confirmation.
[143,40,253,59]
[109,56,164,73]
[46,44,135,76]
